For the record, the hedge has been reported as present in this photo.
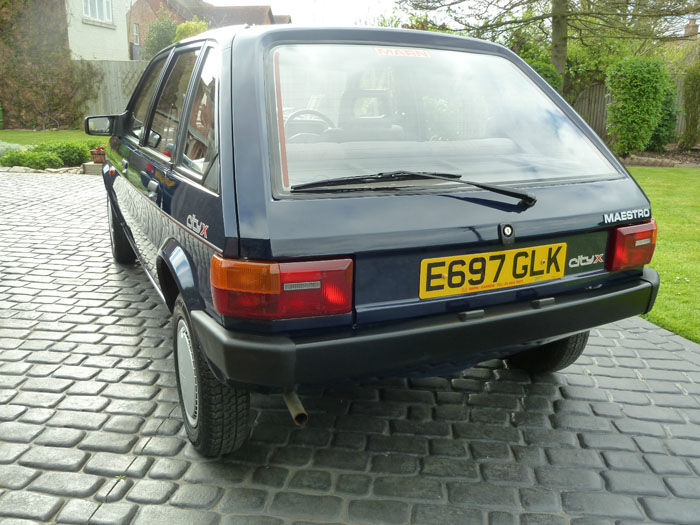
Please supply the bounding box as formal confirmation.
[646,82,678,153]
[33,141,90,166]
[0,139,105,169]
[0,150,63,170]
[680,61,700,150]
[606,58,668,156]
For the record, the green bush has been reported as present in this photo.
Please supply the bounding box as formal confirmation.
[0,102,4,130]
[528,61,563,92]
[0,149,62,169]
[174,16,210,42]
[646,82,678,152]
[33,141,90,166]
[680,61,700,149]
[606,58,668,156]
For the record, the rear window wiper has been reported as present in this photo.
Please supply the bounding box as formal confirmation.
[290,170,537,208]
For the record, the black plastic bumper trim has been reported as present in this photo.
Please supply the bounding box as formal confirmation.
[191,268,659,390]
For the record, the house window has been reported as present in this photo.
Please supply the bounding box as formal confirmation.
[83,0,113,23]
[133,23,140,45]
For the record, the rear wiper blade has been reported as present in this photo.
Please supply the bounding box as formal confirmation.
[291,170,537,208]
[291,170,461,191]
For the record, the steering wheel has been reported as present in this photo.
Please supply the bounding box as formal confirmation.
[284,109,336,137]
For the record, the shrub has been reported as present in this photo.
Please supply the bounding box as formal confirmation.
[34,141,90,166]
[0,149,62,170]
[174,16,210,43]
[606,58,668,156]
[528,61,563,92]
[680,61,700,149]
[0,101,3,129]
[646,82,678,152]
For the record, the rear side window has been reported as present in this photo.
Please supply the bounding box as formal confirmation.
[127,55,166,141]
[149,48,200,158]
[182,47,220,178]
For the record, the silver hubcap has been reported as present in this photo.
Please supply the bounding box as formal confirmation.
[176,319,198,427]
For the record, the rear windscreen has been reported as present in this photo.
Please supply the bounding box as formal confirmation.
[268,44,621,193]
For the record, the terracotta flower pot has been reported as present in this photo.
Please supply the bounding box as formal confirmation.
[90,149,106,163]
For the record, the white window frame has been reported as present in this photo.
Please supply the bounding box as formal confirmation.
[83,0,113,24]
[133,23,140,45]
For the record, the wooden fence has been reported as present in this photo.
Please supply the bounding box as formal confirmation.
[80,60,148,117]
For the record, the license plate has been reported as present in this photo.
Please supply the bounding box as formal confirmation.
[419,243,567,299]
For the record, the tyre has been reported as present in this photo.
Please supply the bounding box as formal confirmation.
[172,295,250,456]
[505,331,590,373]
[107,198,136,264]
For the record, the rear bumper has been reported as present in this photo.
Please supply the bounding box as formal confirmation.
[191,268,660,390]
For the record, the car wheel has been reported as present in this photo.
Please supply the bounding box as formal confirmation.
[172,295,250,456]
[505,331,590,373]
[107,198,136,264]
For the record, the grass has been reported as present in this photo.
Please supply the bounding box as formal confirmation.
[0,129,90,145]
[629,167,700,343]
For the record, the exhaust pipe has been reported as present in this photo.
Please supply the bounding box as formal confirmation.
[282,391,308,426]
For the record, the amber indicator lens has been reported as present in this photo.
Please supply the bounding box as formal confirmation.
[210,255,353,319]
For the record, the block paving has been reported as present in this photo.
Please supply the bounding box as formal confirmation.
[1,171,700,523]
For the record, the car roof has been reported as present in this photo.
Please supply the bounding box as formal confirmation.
[170,24,510,56]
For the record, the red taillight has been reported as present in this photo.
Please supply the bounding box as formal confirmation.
[606,218,657,272]
[210,256,353,319]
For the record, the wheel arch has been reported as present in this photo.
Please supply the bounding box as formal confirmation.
[157,238,203,312]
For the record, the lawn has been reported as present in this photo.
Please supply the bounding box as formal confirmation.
[629,167,700,344]
[0,129,90,145]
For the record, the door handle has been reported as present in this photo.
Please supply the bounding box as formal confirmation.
[122,159,129,171]
[147,179,159,201]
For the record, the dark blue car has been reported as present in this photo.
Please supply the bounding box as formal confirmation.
[86,25,659,456]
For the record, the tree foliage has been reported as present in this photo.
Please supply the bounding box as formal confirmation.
[174,15,210,42]
[680,61,700,148]
[0,0,101,129]
[605,57,669,156]
[529,61,563,90]
[399,0,700,93]
[143,8,177,61]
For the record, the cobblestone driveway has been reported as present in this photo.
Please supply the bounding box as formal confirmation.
[2,171,700,524]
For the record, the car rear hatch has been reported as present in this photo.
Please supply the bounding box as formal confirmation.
[229,31,654,331]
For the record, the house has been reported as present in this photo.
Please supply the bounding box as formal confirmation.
[64,0,130,60]
[126,0,187,60]
[127,1,292,59]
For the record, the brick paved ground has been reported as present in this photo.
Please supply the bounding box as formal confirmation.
[2,171,700,524]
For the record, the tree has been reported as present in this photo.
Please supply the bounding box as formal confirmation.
[174,15,210,43]
[143,8,177,61]
[399,0,700,92]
